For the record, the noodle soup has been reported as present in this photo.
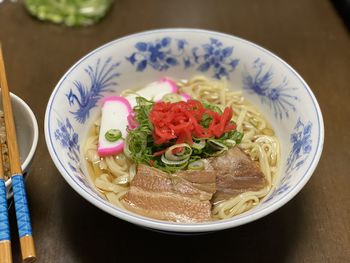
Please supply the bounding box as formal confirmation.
[84,76,280,222]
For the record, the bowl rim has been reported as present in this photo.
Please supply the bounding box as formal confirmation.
[5,92,39,187]
[44,28,324,232]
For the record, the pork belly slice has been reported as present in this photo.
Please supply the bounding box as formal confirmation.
[209,147,267,203]
[122,188,212,223]
[130,164,216,200]
[121,164,216,223]
[176,161,216,195]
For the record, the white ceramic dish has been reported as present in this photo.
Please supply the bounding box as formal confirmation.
[44,29,324,233]
[4,92,39,199]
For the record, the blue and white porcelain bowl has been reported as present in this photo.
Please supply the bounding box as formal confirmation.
[44,29,324,233]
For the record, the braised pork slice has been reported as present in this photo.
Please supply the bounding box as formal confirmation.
[122,147,266,221]
[121,164,216,223]
[176,161,216,194]
[209,147,267,203]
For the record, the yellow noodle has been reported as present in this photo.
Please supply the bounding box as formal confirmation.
[84,122,132,200]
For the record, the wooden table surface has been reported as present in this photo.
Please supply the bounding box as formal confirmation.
[0,0,349,262]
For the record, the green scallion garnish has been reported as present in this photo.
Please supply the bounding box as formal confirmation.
[105,129,122,142]
[125,96,244,173]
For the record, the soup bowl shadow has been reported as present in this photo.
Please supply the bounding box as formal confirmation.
[44,28,324,233]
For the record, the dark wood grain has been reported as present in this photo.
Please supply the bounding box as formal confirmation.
[0,0,349,262]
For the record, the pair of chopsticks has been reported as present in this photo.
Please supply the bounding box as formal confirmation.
[0,45,36,262]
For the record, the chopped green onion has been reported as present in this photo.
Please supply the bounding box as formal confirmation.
[205,139,229,156]
[164,143,192,161]
[203,102,223,114]
[105,129,122,142]
[224,139,236,147]
[162,161,189,172]
[230,131,244,143]
[189,155,202,163]
[208,148,228,157]
[188,160,205,170]
[161,155,189,166]
[207,139,228,151]
[192,140,206,150]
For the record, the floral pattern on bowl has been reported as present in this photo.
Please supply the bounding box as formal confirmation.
[127,37,239,79]
[242,58,298,119]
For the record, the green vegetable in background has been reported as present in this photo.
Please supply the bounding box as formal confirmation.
[24,0,114,26]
